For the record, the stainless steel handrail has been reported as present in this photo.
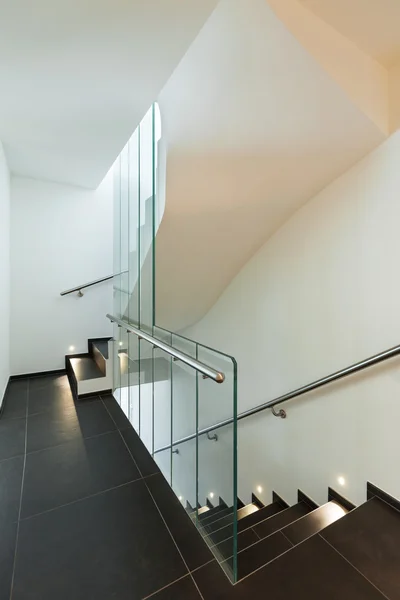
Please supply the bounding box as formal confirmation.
[154,342,400,453]
[61,275,114,296]
[106,314,225,383]
[60,271,128,296]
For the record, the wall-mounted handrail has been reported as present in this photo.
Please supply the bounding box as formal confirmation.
[60,271,128,296]
[154,342,400,453]
[61,275,114,296]
[106,314,225,383]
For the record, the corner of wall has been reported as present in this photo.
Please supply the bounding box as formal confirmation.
[0,140,11,407]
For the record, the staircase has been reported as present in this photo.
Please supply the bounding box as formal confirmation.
[188,484,400,598]
[66,337,112,399]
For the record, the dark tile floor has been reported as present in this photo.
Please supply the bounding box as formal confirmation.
[0,374,395,600]
[0,375,214,600]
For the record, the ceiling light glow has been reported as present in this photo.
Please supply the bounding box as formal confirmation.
[209,492,214,499]
[257,486,263,494]
[69,345,75,352]
[338,476,346,486]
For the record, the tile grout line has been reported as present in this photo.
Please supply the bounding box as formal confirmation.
[319,535,391,600]
[102,396,206,600]
[19,475,158,523]
[24,427,119,458]
[9,379,29,600]
[140,573,194,600]
[280,529,294,547]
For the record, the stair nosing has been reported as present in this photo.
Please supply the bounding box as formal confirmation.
[204,503,283,546]
[209,501,310,549]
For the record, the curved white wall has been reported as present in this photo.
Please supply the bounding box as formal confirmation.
[156,0,385,332]
[184,131,400,506]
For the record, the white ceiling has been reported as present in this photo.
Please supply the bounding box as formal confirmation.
[299,0,400,67]
[0,0,218,187]
[156,0,386,331]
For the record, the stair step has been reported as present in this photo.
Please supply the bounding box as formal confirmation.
[205,502,283,546]
[223,530,292,580]
[321,497,400,599]
[92,340,109,360]
[253,501,312,540]
[204,503,260,535]
[197,506,210,516]
[69,356,104,381]
[215,502,311,562]
[198,506,233,526]
[282,501,347,545]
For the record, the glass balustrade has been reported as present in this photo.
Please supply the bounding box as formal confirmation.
[112,104,239,582]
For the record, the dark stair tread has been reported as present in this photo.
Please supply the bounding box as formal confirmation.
[198,506,233,526]
[253,502,312,540]
[69,356,105,381]
[213,527,260,561]
[321,496,400,599]
[223,530,292,580]
[205,502,283,546]
[92,340,109,360]
[204,503,259,535]
[194,533,385,599]
[197,505,211,516]
[282,501,347,545]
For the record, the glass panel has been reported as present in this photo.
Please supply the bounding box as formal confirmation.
[127,129,140,326]
[171,335,198,505]
[153,328,172,483]
[139,106,155,332]
[197,347,238,583]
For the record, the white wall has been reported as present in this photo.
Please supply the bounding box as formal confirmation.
[184,131,400,507]
[10,174,114,375]
[0,142,10,405]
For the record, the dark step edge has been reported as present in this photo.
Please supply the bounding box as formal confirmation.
[367,482,400,514]
[205,503,282,545]
[206,502,260,531]
[186,501,194,513]
[66,355,79,401]
[298,489,319,510]
[251,493,265,508]
[210,502,310,550]
[273,491,289,509]
[88,337,111,354]
[219,496,228,509]
[77,389,112,400]
[237,498,245,509]
[197,507,233,528]
[328,487,356,512]
[206,498,215,509]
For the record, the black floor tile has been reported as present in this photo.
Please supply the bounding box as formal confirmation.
[75,400,116,438]
[283,501,346,545]
[27,404,82,453]
[213,527,259,560]
[0,455,24,525]
[2,380,28,420]
[28,377,74,416]
[13,481,188,600]
[148,575,201,599]
[0,520,18,599]
[101,394,131,430]
[121,426,160,477]
[191,560,233,599]
[253,502,311,540]
[225,530,291,580]
[321,497,400,599]
[146,473,213,571]
[0,417,26,460]
[28,374,67,391]
[193,535,386,600]
[21,431,141,519]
